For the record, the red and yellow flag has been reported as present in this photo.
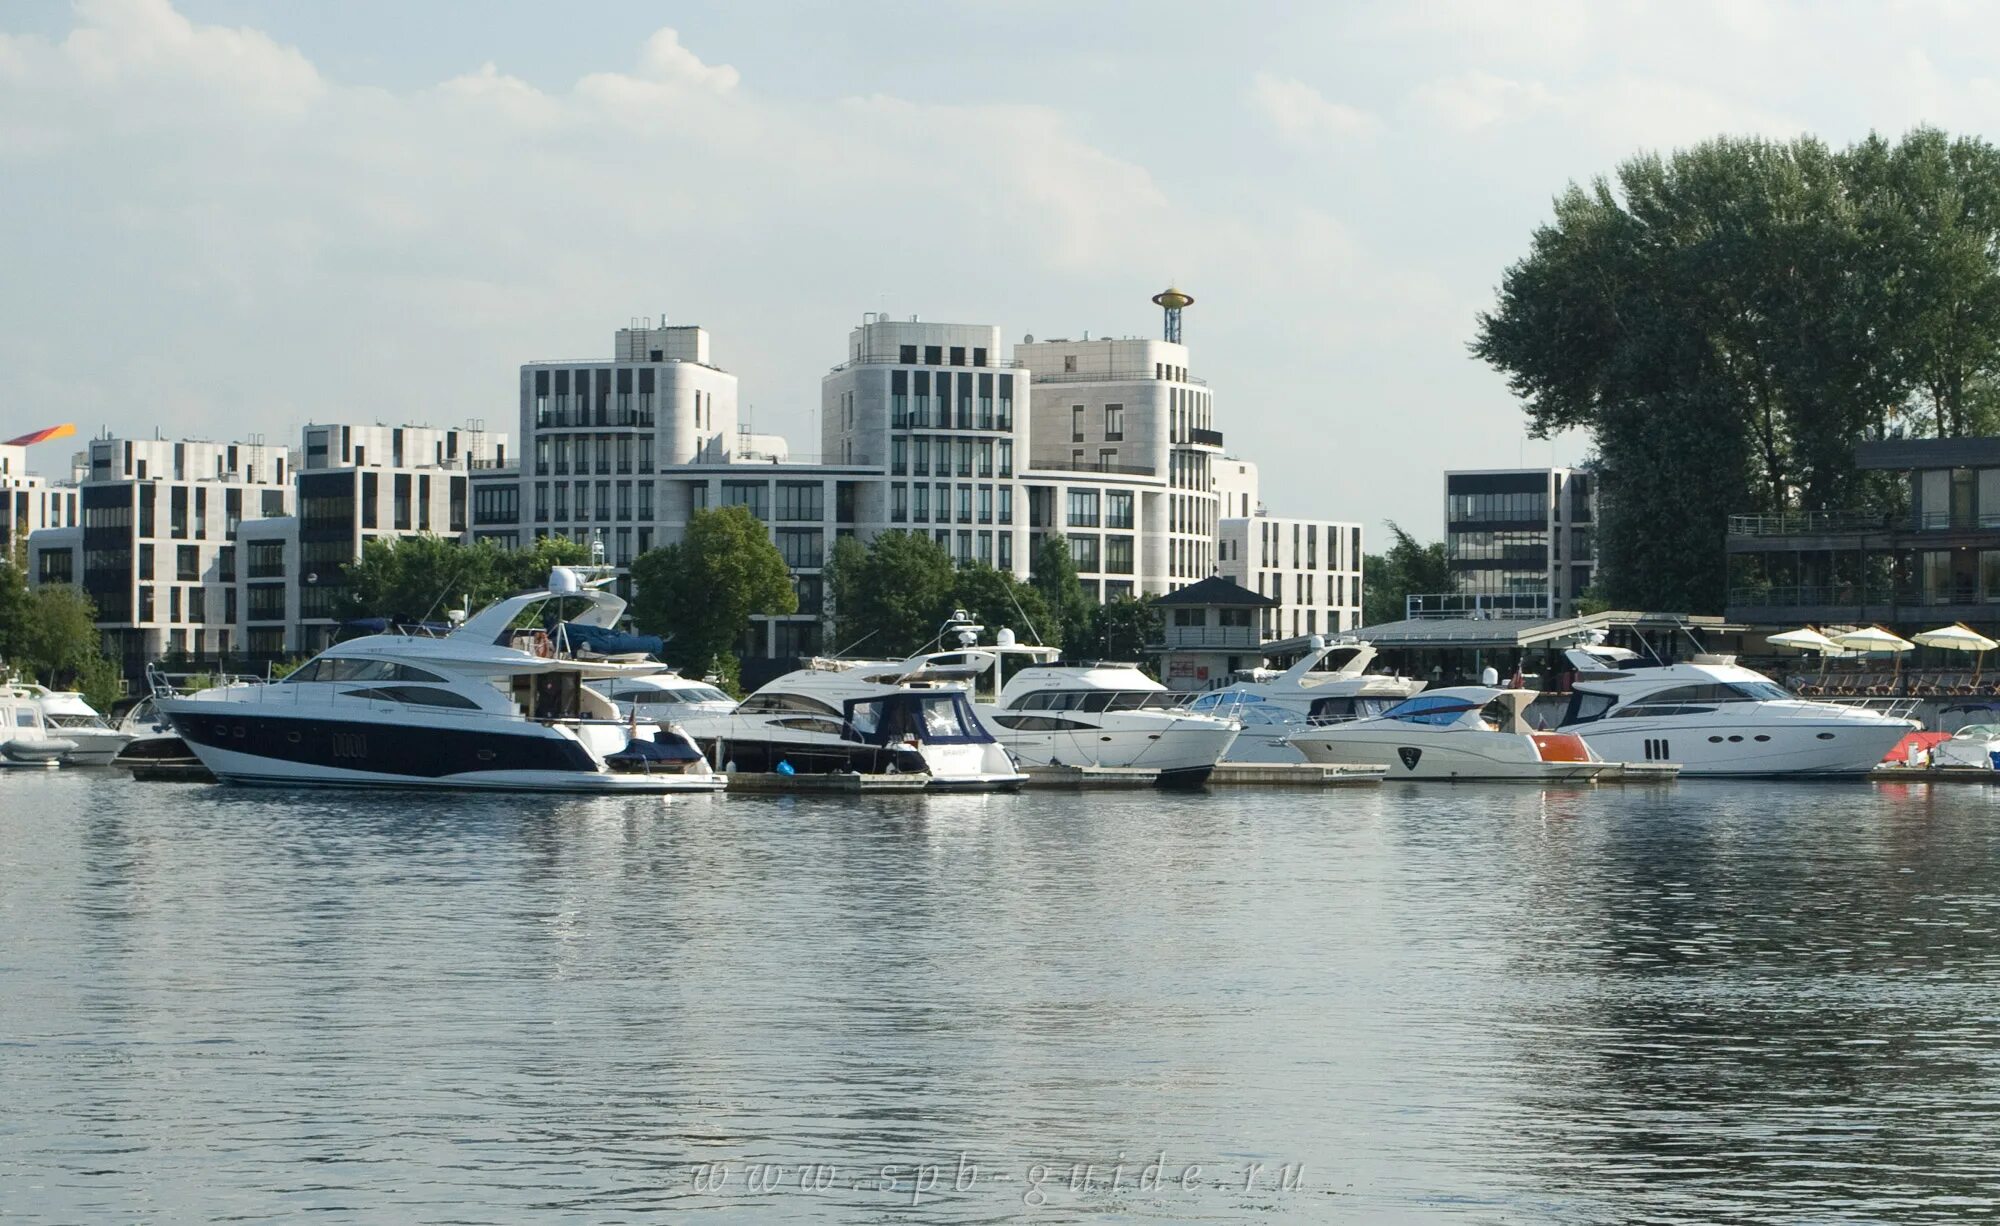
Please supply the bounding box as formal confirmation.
[3,423,76,447]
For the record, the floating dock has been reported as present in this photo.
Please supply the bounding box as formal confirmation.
[1022,765,1162,789]
[1596,762,1683,783]
[724,771,930,794]
[1206,762,1389,787]
[1870,765,1997,783]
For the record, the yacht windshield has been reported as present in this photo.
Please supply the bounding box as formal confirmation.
[47,713,111,730]
[1378,694,1482,726]
[845,693,993,745]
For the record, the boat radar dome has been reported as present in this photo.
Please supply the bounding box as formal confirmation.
[997,627,1016,647]
[1308,634,1326,651]
[548,566,582,595]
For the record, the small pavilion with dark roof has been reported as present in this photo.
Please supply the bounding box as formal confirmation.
[1149,575,1279,691]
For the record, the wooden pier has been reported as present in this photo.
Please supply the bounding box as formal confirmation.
[724,771,930,794]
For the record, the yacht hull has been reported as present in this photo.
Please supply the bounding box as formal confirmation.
[52,729,132,766]
[979,719,1238,783]
[1292,730,1610,781]
[164,709,725,794]
[1570,720,1912,776]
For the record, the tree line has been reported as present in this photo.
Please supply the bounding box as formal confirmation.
[1475,127,2000,612]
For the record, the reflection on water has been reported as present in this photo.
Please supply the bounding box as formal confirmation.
[4,773,2000,1222]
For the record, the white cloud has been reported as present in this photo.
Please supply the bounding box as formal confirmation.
[1247,72,1379,145]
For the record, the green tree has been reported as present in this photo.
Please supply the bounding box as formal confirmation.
[1474,128,2000,611]
[347,534,592,622]
[628,506,796,676]
[0,546,121,711]
[949,564,1057,648]
[1086,595,1161,663]
[825,531,957,656]
[1361,521,1451,626]
[1030,536,1092,651]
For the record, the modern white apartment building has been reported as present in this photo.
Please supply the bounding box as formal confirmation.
[1437,467,1597,619]
[1218,515,1365,639]
[1,443,81,556]
[29,435,293,669]
[1015,333,1221,592]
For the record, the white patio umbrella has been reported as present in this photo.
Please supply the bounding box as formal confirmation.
[1914,623,2000,681]
[1832,625,1916,682]
[1767,626,1844,682]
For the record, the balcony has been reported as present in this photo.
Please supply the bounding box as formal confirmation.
[1727,510,1898,536]
[1189,427,1224,448]
[1034,368,1207,387]
[1161,626,1261,650]
[1028,458,1159,477]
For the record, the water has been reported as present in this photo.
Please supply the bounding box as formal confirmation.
[4,773,2000,1223]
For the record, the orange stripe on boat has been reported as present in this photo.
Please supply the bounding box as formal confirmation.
[1532,733,1593,763]
[3,422,76,447]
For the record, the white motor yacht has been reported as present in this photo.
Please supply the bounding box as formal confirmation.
[679,650,1027,791]
[1184,636,1427,763]
[154,569,726,793]
[589,673,737,723]
[1555,647,1918,776]
[1288,687,1613,781]
[0,680,77,768]
[23,685,131,765]
[976,642,1239,785]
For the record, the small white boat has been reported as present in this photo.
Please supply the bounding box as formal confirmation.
[1288,686,1614,781]
[24,684,132,765]
[1930,723,2000,770]
[0,682,77,768]
[109,696,213,781]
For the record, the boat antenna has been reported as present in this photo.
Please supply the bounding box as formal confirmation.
[830,627,879,658]
[417,553,473,628]
[1004,584,1044,646]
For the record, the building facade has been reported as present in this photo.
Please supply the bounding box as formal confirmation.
[1218,515,1365,639]
[1725,436,2000,630]
[1432,467,1597,619]
[2,443,80,555]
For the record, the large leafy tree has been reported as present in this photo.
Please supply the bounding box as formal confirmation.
[1362,521,1452,626]
[628,506,796,675]
[949,564,1057,649]
[1030,535,1093,651]
[1474,128,2000,611]
[0,546,120,710]
[347,534,590,622]
[1086,595,1161,663]
[824,531,957,657]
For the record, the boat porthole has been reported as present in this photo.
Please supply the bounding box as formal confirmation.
[1101,736,1114,742]
[1754,735,1770,742]
[1708,736,1723,743]
[214,725,228,737]
[234,727,247,739]
[1728,735,1743,743]
[1817,732,1836,740]
[477,749,496,762]
[287,731,302,744]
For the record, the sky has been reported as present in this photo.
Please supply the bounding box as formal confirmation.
[6,1,2000,540]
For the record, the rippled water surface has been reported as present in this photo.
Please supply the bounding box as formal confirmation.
[5,773,2000,1222]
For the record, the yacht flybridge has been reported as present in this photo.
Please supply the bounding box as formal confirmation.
[1554,647,1917,776]
[677,648,1027,790]
[156,569,725,793]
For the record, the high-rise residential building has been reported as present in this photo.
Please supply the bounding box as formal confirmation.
[1435,467,1597,619]
[1218,515,1365,639]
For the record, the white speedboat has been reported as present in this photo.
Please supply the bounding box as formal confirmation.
[23,685,132,765]
[109,695,213,781]
[680,651,1027,791]
[978,655,1239,785]
[1927,724,2000,770]
[0,681,77,768]
[1555,648,1918,776]
[154,569,726,794]
[1185,636,1426,763]
[1288,686,1613,781]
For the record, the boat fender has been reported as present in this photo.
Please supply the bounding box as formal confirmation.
[776,759,796,776]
